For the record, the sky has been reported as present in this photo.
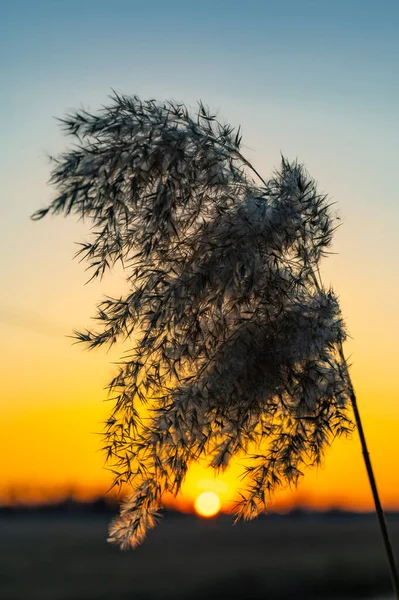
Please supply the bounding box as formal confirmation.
[1,0,399,512]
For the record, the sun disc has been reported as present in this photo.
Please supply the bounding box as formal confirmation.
[194,491,221,518]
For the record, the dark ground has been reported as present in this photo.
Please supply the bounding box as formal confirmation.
[1,505,398,600]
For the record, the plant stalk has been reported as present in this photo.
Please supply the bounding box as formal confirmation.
[350,391,399,598]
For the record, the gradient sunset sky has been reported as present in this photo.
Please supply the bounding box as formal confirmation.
[1,0,398,511]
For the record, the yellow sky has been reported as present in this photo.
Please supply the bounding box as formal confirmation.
[1,212,398,511]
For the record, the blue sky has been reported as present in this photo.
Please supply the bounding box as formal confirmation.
[2,0,398,323]
[3,1,398,114]
[2,0,398,194]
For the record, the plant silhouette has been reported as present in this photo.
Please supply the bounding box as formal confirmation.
[33,93,398,596]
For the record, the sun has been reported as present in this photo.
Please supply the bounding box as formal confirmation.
[194,491,222,518]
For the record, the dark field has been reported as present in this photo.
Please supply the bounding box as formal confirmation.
[1,511,398,600]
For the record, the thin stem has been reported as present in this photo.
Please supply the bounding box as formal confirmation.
[234,151,267,187]
[195,113,267,187]
[208,136,267,187]
[350,390,399,598]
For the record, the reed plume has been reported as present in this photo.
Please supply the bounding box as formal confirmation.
[32,94,398,597]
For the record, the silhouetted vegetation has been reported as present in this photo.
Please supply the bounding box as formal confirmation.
[32,93,398,593]
[33,94,355,549]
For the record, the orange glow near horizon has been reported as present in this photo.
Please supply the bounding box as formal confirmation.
[2,408,399,514]
[1,360,399,513]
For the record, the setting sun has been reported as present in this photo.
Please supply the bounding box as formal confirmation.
[194,491,222,518]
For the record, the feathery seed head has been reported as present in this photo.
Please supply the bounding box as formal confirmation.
[33,94,353,548]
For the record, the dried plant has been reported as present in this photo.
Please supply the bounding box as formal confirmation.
[32,93,398,596]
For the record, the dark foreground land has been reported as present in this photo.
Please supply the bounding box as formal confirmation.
[1,506,398,600]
